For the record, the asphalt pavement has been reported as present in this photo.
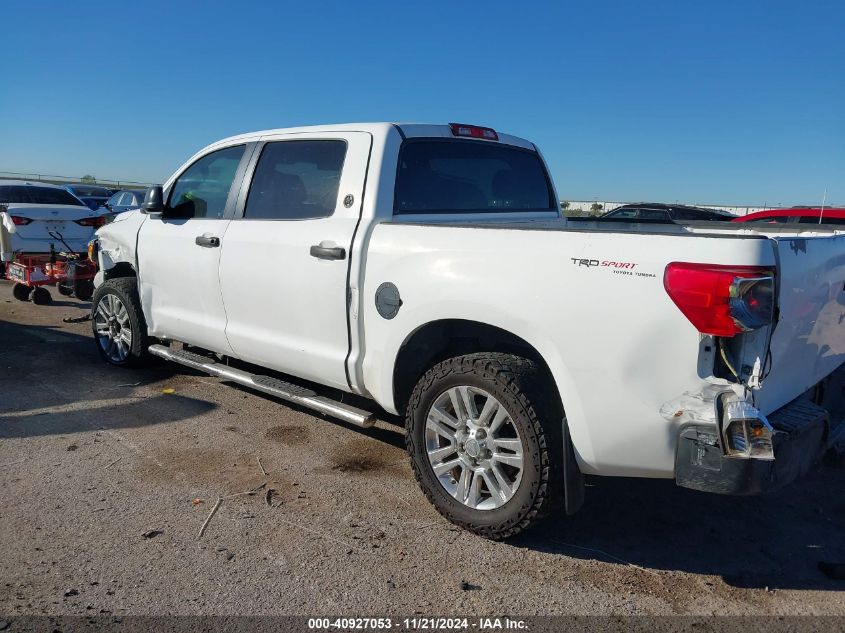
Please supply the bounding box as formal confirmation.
[2,279,845,617]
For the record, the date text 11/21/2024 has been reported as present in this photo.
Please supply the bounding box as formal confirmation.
[307,617,528,630]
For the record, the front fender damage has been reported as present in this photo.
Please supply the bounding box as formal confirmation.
[92,211,145,286]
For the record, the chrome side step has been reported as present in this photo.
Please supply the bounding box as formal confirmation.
[148,344,375,428]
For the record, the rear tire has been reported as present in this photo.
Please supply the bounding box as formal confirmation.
[405,352,564,540]
[91,277,151,367]
[30,287,51,305]
[57,283,73,297]
[12,283,32,302]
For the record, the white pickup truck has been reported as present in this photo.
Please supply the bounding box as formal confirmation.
[89,122,845,539]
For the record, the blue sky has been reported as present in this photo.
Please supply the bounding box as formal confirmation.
[1,0,842,205]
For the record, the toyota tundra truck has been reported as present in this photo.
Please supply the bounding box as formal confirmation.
[89,122,845,539]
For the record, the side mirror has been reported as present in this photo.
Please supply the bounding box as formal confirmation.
[142,186,165,215]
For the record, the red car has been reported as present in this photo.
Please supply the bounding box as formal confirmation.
[733,207,845,225]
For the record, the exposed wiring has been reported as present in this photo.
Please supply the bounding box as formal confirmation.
[760,347,773,382]
[719,339,740,381]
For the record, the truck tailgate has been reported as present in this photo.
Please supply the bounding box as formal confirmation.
[757,233,845,414]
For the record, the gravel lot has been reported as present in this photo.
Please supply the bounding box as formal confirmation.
[2,279,845,617]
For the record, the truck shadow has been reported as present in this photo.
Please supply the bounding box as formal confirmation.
[514,468,845,591]
[6,310,844,591]
[0,318,216,438]
[217,355,845,592]
[219,358,408,451]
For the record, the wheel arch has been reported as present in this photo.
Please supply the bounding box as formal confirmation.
[102,261,136,280]
[392,319,561,417]
[376,313,593,472]
[393,319,588,517]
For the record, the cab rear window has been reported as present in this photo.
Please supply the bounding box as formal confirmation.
[394,140,554,214]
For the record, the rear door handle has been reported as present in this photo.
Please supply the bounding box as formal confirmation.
[310,244,346,260]
[195,235,220,248]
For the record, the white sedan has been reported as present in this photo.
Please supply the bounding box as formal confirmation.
[0,180,107,256]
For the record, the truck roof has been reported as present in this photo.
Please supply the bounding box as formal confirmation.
[206,123,536,151]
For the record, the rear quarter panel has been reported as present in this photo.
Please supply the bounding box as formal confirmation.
[361,222,775,477]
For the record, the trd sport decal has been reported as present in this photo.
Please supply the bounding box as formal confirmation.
[570,258,656,278]
[571,258,635,269]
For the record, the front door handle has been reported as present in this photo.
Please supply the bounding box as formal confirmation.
[195,235,220,248]
[310,244,346,260]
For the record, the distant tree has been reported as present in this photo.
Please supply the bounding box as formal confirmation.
[589,202,604,215]
[81,174,96,184]
[560,201,571,211]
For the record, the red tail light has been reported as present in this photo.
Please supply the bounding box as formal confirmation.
[664,263,775,337]
[448,123,499,141]
[10,215,32,226]
[74,216,107,228]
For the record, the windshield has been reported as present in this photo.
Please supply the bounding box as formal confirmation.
[394,140,554,213]
[0,185,86,206]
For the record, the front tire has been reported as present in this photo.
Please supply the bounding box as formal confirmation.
[405,353,563,540]
[91,277,151,367]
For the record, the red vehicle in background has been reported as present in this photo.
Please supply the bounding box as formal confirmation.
[733,207,845,225]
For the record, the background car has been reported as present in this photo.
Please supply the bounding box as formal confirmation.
[600,202,735,222]
[103,189,147,216]
[64,184,114,210]
[0,180,107,256]
[732,207,845,225]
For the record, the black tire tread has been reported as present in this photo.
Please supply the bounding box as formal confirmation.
[30,287,52,305]
[73,278,94,302]
[12,283,32,302]
[405,352,563,540]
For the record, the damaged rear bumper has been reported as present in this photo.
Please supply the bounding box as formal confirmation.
[675,370,845,495]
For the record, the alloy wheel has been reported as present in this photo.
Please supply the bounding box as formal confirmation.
[424,386,524,510]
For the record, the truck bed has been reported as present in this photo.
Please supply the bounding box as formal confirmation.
[360,215,845,478]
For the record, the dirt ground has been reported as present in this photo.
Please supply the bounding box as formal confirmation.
[2,279,845,617]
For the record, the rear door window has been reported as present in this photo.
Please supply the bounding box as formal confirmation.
[639,209,671,221]
[243,140,347,220]
[674,208,706,221]
[168,145,246,219]
[394,140,554,213]
[747,216,791,223]
[606,208,638,218]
